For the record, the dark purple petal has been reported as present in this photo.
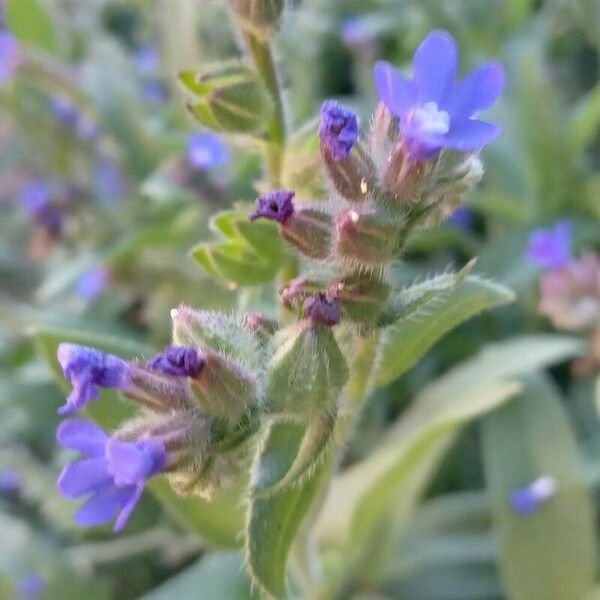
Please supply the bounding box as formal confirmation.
[249,189,295,224]
[303,293,340,326]
[56,418,108,457]
[445,61,504,120]
[412,30,458,103]
[74,483,137,528]
[443,119,501,152]
[114,483,144,532]
[373,61,416,117]
[105,438,166,486]
[57,458,112,499]
[147,345,203,377]
[318,100,359,161]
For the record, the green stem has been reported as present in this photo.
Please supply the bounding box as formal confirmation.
[240,29,286,187]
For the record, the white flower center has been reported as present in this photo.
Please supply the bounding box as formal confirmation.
[411,101,450,136]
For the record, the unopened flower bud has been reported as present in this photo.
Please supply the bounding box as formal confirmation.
[243,311,280,339]
[279,276,322,308]
[229,0,284,39]
[334,208,399,266]
[265,318,348,419]
[180,62,273,134]
[319,100,358,162]
[190,350,257,422]
[326,272,390,323]
[249,190,332,260]
[383,139,434,203]
[303,293,340,326]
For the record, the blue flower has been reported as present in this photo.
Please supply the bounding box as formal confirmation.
[75,267,109,301]
[57,418,166,532]
[0,31,19,84]
[340,16,376,49]
[249,189,295,224]
[186,133,230,171]
[92,158,126,203]
[57,344,130,415]
[525,220,571,270]
[135,44,160,75]
[319,100,359,161]
[0,468,21,493]
[509,475,556,516]
[48,95,79,128]
[147,346,204,377]
[374,30,504,160]
[447,206,474,230]
[16,572,45,599]
[18,181,63,235]
[141,80,169,104]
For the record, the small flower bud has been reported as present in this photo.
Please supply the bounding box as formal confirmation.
[190,350,258,422]
[243,311,280,339]
[249,190,332,260]
[147,346,204,377]
[180,63,273,134]
[265,319,348,419]
[303,293,340,326]
[334,208,399,266]
[319,100,358,162]
[279,276,322,308]
[383,139,434,203]
[326,272,390,323]
[228,0,284,39]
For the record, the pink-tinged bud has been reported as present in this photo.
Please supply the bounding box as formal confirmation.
[326,272,390,323]
[279,276,322,309]
[243,311,279,339]
[190,350,257,422]
[334,208,399,266]
[303,293,340,326]
[538,252,600,331]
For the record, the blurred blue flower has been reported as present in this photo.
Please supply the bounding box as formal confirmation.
[16,572,45,599]
[447,206,474,230]
[141,79,169,104]
[509,475,556,516]
[76,115,102,143]
[57,343,130,415]
[0,31,19,84]
[318,101,358,161]
[525,220,571,270]
[75,267,109,301]
[147,345,203,376]
[340,15,376,49]
[19,181,63,235]
[186,133,229,170]
[57,418,166,532]
[0,468,21,493]
[135,44,160,75]
[92,158,126,203]
[48,95,79,128]
[374,30,504,160]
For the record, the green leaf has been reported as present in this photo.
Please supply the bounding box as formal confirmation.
[246,459,329,598]
[6,0,57,53]
[481,374,597,600]
[570,83,600,150]
[316,335,584,549]
[32,326,245,548]
[375,275,514,387]
[251,413,336,497]
[141,552,254,600]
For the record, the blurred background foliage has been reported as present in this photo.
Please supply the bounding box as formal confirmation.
[0,0,599,598]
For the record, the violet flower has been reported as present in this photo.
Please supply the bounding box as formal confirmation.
[147,346,203,377]
[16,573,45,599]
[303,293,340,327]
[341,15,377,50]
[447,206,474,230]
[186,133,230,171]
[374,30,504,159]
[135,44,160,75]
[57,418,166,532]
[0,31,19,84]
[249,189,295,224]
[48,95,79,128]
[18,181,63,235]
[92,158,126,204]
[0,468,21,493]
[509,475,556,517]
[57,344,130,415]
[141,80,169,104]
[319,100,359,161]
[75,267,109,301]
[525,220,571,270]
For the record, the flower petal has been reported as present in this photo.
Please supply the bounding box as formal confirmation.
[373,61,416,116]
[74,484,136,528]
[105,438,166,486]
[412,30,458,103]
[57,458,111,499]
[444,119,501,152]
[56,418,107,456]
[114,483,144,532]
[445,61,504,120]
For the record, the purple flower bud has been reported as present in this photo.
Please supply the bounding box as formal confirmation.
[447,206,474,230]
[75,267,109,301]
[0,31,19,84]
[147,346,204,377]
[48,95,79,128]
[18,180,63,235]
[303,293,340,326]
[186,133,230,171]
[249,189,295,224]
[319,100,359,161]
[374,30,503,160]
[16,572,45,599]
[0,468,21,493]
[56,418,166,532]
[525,220,571,270]
[57,344,130,415]
[509,475,556,517]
